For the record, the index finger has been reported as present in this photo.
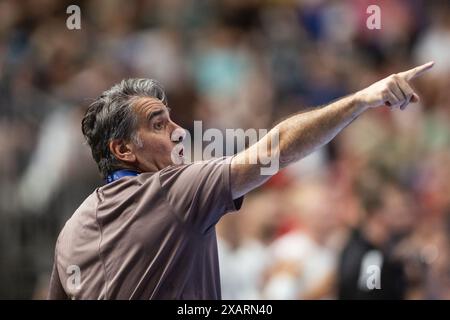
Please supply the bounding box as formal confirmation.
[398,61,434,80]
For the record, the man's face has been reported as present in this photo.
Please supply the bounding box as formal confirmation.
[130,96,185,172]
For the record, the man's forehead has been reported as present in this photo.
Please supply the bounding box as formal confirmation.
[132,96,167,115]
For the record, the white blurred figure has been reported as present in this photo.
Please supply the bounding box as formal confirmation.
[263,181,339,299]
[217,191,279,299]
[218,238,268,300]
[17,106,79,213]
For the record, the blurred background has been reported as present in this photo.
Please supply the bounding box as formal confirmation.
[0,0,449,299]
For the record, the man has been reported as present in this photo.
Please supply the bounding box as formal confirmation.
[48,62,434,299]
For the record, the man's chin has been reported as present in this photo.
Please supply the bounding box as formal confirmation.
[170,153,185,165]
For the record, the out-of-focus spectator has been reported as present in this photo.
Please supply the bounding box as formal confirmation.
[217,191,279,299]
[263,180,340,299]
[337,182,417,299]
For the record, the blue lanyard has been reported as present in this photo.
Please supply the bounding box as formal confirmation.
[106,169,140,184]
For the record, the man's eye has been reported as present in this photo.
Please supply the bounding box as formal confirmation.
[153,122,164,130]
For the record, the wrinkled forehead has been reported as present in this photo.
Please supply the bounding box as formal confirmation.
[132,96,168,117]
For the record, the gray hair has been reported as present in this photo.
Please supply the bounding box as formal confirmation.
[81,78,167,178]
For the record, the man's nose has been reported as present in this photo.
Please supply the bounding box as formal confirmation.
[171,127,186,143]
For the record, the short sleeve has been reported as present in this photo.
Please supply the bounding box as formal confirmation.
[159,156,244,233]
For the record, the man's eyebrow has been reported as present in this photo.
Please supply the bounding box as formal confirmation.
[146,107,171,121]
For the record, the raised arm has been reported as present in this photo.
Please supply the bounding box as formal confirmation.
[231,61,434,199]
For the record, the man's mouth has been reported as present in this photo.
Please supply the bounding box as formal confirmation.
[171,143,185,165]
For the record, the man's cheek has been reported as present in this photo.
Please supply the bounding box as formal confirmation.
[152,142,173,159]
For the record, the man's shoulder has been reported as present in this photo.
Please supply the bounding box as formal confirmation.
[57,191,100,240]
[158,157,233,177]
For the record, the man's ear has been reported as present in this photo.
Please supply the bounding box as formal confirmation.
[109,139,136,164]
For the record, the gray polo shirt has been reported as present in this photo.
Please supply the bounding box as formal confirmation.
[48,157,243,299]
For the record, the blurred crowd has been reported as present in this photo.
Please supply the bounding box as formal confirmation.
[0,0,449,299]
